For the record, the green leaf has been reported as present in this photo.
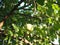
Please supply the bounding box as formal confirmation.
[52,4,59,14]
[48,18,52,24]
[8,30,13,36]
[12,23,19,32]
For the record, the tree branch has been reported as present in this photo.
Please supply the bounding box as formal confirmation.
[0,0,24,29]
[3,0,24,20]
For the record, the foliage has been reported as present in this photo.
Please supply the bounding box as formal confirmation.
[0,0,60,45]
